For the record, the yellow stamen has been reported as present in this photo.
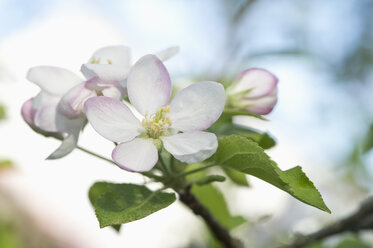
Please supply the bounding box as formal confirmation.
[141,106,171,138]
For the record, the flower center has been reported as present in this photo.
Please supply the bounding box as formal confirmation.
[141,106,172,139]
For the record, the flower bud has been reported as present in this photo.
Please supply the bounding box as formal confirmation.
[227,68,278,115]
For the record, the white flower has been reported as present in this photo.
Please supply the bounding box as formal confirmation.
[226,68,278,115]
[84,55,226,172]
[21,66,88,159]
[81,45,179,86]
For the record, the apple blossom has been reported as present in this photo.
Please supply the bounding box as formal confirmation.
[22,65,126,159]
[84,54,225,172]
[226,68,278,115]
[81,45,179,86]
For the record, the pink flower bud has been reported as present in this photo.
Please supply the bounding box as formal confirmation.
[227,68,278,115]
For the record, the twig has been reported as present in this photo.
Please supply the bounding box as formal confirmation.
[279,196,373,248]
[178,186,244,248]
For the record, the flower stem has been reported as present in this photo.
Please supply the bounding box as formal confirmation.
[76,145,162,180]
[77,145,115,165]
[177,186,243,248]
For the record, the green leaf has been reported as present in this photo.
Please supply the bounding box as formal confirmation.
[222,167,250,186]
[222,108,267,120]
[363,123,373,153]
[191,184,246,230]
[0,160,13,170]
[209,121,276,149]
[184,164,246,230]
[215,135,331,213]
[89,182,176,228]
[0,104,6,121]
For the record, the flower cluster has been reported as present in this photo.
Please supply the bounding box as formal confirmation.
[22,45,278,172]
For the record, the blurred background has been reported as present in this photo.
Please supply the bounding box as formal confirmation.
[1,0,373,247]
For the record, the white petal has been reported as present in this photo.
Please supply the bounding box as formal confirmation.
[229,68,278,97]
[127,55,171,115]
[162,131,218,164]
[58,82,96,118]
[169,81,225,132]
[46,130,80,159]
[85,77,126,99]
[27,66,82,95]
[81,64,130,82]
[112,138,158,172]
[55,111,87,133]
[155,46,179,61]
[84,96,143,143]
[88,45,131,66]
[33,98,60,132]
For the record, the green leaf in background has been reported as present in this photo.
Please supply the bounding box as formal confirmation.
[209,121,276,149]
[185,164,246,230]
[192,184,246,230]
[0,104,6,121]
[362,123,373,154]
[89,182,176,228]
[0,159,13,170]
[215,135,331,213]
[222,167,250,186]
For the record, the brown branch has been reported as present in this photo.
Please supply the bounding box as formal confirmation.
[178,186,244,248]
[279,196,373,248]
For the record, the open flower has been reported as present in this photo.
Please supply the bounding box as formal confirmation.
[21,66,87,158]
[84,55,225,172]
[22,65,126,159]
[226,68,278,115]
[81,45,179,86]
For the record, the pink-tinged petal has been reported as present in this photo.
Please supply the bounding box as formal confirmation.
[33,98,60,132]
[46,130,80,160]
[127,55,171,115]
[81,64,130,82]
[230,68,278,98]
[27,66,82,95]
[84,96,143,143]
[58,82,96,118]
[21,98,36,127]
[85,77,126,99]
[112,138,158,172]
[155,46,179,61]
[169,81,225,132]
[162,131,218,164]
[88,45,131,66]
[242,89,278,115]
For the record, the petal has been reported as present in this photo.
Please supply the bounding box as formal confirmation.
[230,68,278,97]
[155,46,179,61]
[55,111,87,133]
[58,82,96,118]
[162,131,218,164]
[242,89,278,115]
[21,98,36,127]
[88,45,131,66]
[27,66,83,95]
[46,130,80,159]
[169,81,225,132]
[112,138,158,172]
[127,55,171,115]
[85,77,126,99]
[84,96,143,143]
[81,64,130,82]
[33,98,60,132]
